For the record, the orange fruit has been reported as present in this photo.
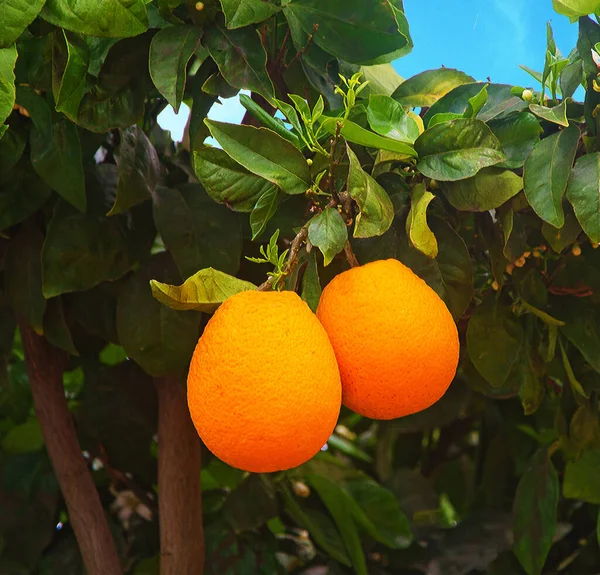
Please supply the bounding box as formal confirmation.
[316,259,459,420]
[187,290,341,473]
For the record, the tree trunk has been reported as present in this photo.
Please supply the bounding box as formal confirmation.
[19,322,122,575]
[155,375,204,575]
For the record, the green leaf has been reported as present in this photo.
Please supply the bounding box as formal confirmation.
[52,30,89,121]
[42,167,154,297]
[2,418,44,454]
[150,268,257,312]
[559,304,600,373]
[489,111,543,169]
[0,160,51,232]
[223,475,278,531]
[542,208,581,253]
[464,84,489,117]
[220,0,279,28]
[346,143,394,238]
[520,300,565,327]
[560,57,583,99]
[367,94,420,143]
[0,127,25,177]
[513,449,559,575]
[301,249,322,312]
[320,116,417,156]
[0,0,45,47]
[517,350,545,415]
[566,152,600,243]
[406,183,437,258]
[283,0,410,66]
[239,94,301,147]
[117,253,200,377]
[392,68,475,108]
[203,22,274,100]
[152,184,242,279]
[397,217,473,319]
[563,448,600,503]
[149,25,202,113]
[307,474,367,575]
[193,147,274,213]
[553,0,600,21]
[108,125,160,215]
[0,44,17,126]
[415,118,506,181]
[443,167,523,212]
[249,186,279,240]
[348,63,404,98]
[308,207,348,265]
[205,120,311,195]
[523,125,579,228]
[43,297,78,356]
[529,101,569,127]
[5,224,46,334]
[77,33,152,132]
[41,0,149,38]
[467,295,523,387]
[559,338,589,398]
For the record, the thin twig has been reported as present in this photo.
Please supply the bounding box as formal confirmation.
[275,29,291,65]
[285,24,318,69]
[344,241,360,268]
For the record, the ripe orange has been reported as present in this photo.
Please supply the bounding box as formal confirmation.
[187,290,341,473]
[316,259,459,420]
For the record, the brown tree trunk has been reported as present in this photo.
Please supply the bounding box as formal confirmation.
[19,321,122,575]
[155,375,204,575]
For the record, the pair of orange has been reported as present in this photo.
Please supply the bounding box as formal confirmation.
[187,259,459,473]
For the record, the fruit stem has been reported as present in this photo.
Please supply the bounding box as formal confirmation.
[344,240,360,268]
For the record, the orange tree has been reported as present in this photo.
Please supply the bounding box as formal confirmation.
[1,0,600,574]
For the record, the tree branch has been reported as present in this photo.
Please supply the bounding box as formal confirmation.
[155,375,204,575]
[19,321,122,575]
[344,241,360,268]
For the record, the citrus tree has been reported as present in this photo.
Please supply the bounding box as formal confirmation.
[1,0,600,574]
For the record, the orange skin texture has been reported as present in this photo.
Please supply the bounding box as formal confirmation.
[187,290,341,473]
[316,259,459,420]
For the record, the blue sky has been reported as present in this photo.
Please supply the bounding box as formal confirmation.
[158,1,581,141]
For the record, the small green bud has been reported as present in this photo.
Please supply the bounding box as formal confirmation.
[522,89,533,102]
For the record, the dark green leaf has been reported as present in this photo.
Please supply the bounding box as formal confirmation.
[489,111,543,169]
[205,120,311,195]
[560,57,583,99]
[43,297,78,356]
[1,418,44,454]
[566,152,600,243]
[192,147,274,212]
[529,102,569,127]
[203,22,274,99]
[149,25,202,113]
[563,448,600,503]
[0,160,51,232]
[41,0,149,38]
[308,207,347,265]
[517,350,545,415]
[5,224,46,333]
[367,94,420,143]
[249,185,279,240]
[152,184,242,279]
[117,253,201,376]
[559,304,600,373]
[406,183,437,258]
[542,208,581,253]
[415,118,506,181]
[52,30,89,120]
[283,0,410,66]
[553,0,600,21]
[346,143,394,238]
[220,0,279,29]
[392,68,475,108]
[0,126,25,177]
[523,124,579,228]
[150,268,257,312]
[77,33,152,132]
[223,475,278,531]
[467,295,523,387]
[397,216,473,319]
[0,0,45,48]
[301,249,321,312]
[108,125,160,215]
[443,167,523,212]
[0,44,17,126]
[321,115,417,156]
[513,449,559,575]
[307,474,367,575]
